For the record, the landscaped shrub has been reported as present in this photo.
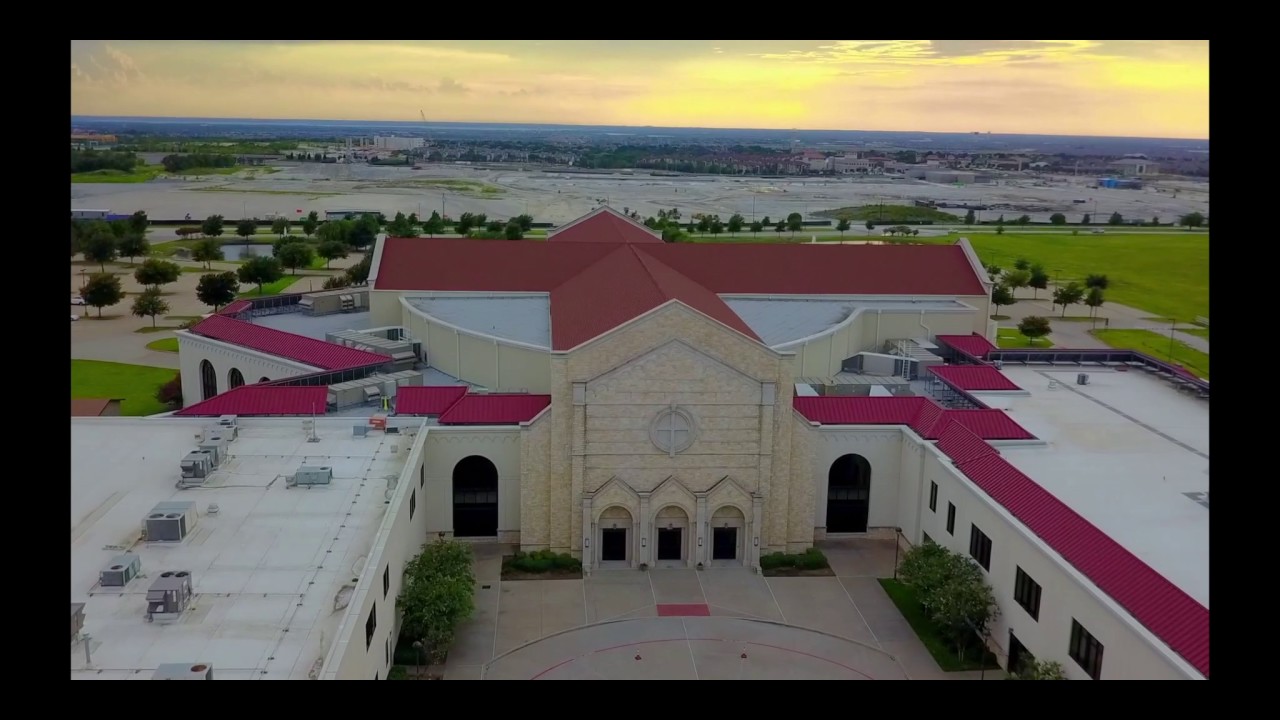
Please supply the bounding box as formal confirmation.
[397,540,475,663]
[155,373,182,408]
[1008,659,1067,680]
[506,549,582,573]
[759,547,829,570]
[896,543,998,663]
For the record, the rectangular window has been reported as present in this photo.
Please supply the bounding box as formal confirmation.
[409,490,416,520]
[969,524,992,571]
[420,465,425,487]
[382,565,390,598]
[385,636,391,667]
[1069,620,1104,680]
[946,503,956,535]
[1014,567,1042,621]
[928,482,938,512]
[365,604,377,650]
[922,532,934,545]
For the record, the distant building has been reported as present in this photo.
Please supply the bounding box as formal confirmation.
[924,170,977,184]
[373,136,426,152]
[1109,158,1159,177]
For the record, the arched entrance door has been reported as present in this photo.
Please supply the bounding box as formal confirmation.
[199,359,218,401]
[453,456,498,537]
[827,454,871,533]
[228,368,245,389]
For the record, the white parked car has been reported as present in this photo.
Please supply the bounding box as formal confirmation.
[71,296,86,305]
[71,314,79,322]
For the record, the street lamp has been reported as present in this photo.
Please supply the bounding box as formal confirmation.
[893,527,903,580]
[412,640,425,678]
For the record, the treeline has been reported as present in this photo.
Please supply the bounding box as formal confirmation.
[116,139,300,154]
[71,150,138,173]
[161,154,238,173]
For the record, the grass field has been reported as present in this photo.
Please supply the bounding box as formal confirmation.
[354,178,504,196]
[1182,327,1209,339]
[878,579,999,672]
[1091,329,1210,379]
[906,232,1208,323]
[237,276,305,297]
[71,166,166,183]
[71,360,177,416]
[816,204,961,224]
[996,328,1055,348]
[145,337,179,352]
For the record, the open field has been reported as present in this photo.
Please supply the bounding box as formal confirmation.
[237,275,314,298]
[352,178,504,196]
[1092,329,1210,379]
[996,328,1054,348]
[71,360,176,416]
[145,337,179,352]
[74,164,271,184]
[816,204,960,223]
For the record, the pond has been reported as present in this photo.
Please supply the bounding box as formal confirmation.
[220,244,275,261]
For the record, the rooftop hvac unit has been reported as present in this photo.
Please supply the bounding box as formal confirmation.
[179,451,213,486]
[353,425,368,438]
[993,360,1004,370]
[99,553,141,587]
[146,571,194,620]
[1077,373,1090,386]
[198,432,228,467]
[153,663,214,680]
[71,603,86,643]
[340,295,354,311]
[290,465,333,487]
[363,385,382,401]
[216,415,238,440]
[144,502,198,543]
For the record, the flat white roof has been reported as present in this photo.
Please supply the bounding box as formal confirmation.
[722,298,970,347]
[984,366,1209,607]
[406,295,550,348]
[71,419,407,680]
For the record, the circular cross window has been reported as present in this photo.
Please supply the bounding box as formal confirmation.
[650,408,696,455]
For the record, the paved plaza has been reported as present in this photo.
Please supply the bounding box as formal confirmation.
[445,539,1001,681]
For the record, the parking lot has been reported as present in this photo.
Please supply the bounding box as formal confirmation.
[447,539,998,681]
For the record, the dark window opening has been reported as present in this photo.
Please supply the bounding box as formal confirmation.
[1069,620,1104,680]
[922,532,934,545]
[199,359,217,401]
[946,503,956,535]
[382,565,390,598]
[365,604,377,650]
[409,489,416,520]
[453,456,498,537]
[969,524,992,571]
[1014,567,1042,620]
[929,481,938,512]
[420,465,425,487]
[826,454,871,533]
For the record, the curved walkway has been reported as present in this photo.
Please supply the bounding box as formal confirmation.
[483,616,907,680]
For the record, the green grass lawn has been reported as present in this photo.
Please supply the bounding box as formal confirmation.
[145,337,180,352]
[908,233,1208,323]
[1182,327,1209,340]
[816,204,961,223]
[996,328,1055,348]
[878,579,999,672]
[1091,329,1210,379]
[236,276,306,297]
[71,166,166,183]
[71,360,177,416]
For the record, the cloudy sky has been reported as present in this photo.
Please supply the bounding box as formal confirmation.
[70,40,1208,138]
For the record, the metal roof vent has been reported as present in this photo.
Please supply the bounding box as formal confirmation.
[152,663,213,680]
[289,465,333,488]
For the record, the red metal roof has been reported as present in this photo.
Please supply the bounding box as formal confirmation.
[936,333,998,360]
[376,237,985,350]
[929,365,1023,392]
[174,385,329,417]
[189,315,390,371]
[921,410,1035,440]
[792,396,1033,441]
[394,386,468,415]
[548,207,664,244]
[437,394,551,425]
[933,421,1000,464]
[218,300,252,316]
[955,453,1210,678]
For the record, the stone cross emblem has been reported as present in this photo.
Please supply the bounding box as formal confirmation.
[655,404,692,457]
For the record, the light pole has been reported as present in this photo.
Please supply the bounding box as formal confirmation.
[892,527,903,579]
[412,640,425,679]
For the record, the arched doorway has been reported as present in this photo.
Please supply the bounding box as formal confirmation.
[258,376,271,384]
[453,456,498,537]
[653,505,690,566]
[199,359,217,401]
[827,454,871,533]
[228,368,245,389]
[597,506,633,566]
[710,505,746,565]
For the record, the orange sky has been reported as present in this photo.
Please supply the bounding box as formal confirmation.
[70,40,1208,138]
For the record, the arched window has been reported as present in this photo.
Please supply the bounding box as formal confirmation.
[228,368,245,389]
[453,456,498,537]
[199,359,218,401]
[258,376,271,384]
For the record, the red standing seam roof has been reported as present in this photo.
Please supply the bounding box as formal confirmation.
[929,365,1023,392]
[189,315,391,371]
[936,333,998,360]
[548,207,664,243]
[792,396,1034,441]
[218,300,252,316]
[922,410,1036,440]
[437,394,551,425]
[174,385,329,417]
[394,386,469,415]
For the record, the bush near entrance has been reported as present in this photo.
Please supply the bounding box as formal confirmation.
[501,550,583,580]
[396,540,475,664]
[760,547,833,577]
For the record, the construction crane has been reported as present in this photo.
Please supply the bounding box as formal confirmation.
[419,110,433,148]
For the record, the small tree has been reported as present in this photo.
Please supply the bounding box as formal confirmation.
[423,211,446,237]
[316,240,348,268]
[277,242,314,275]
[238,255,284,294]
[865,219,875,235]
[513,214,534,232]
[727,213,745,236]
[192,238,224,269]
[1179,211,1205,229]
[317,219,350,246]
[345,253,373,285]
[322,275,350,290]
[759,215,769,227]
[128,211,149,235]
[348,214,380,250]
[236,218,257,248]
[1084,286,1106,325]
[1081,213,1091,225]
[201,214,225,239]
[1052,281,1085,317]
[836,218,850,236]
[1016,215,1031,225]
[134,258,181,290]
[1003,269,1030,298]
[131,287,170,327]
[1108,211,1124,225]
[990,284,1015,316]
[749,220,763,237]
[196,272,239,310]
[1018,315,1052,346]
[117,232,150,264]
[81,273,125,318]
[1150,216,1159,226]
[397,540,476,663]
[996,224,1005,235]
[455,213,475,235]
[301,211,319,238]
[271,217,290,237]
[1049,213,1066,225]
[786,212,803,237]
[82,231,118,272]
[1013,257,1031,271]
[696,216,711,234]
[1084,274,1109,290]
[775,222,786,235]
[387,211,414,236]
[709,217,724,237]
[155,373,183,409]
[1027,264,1049,299]
[1009,659,1068,680]
[964,209,975,225]
[897,543,998,664]
[485,220,504,233]
[986,263,1002,282]
[504,221,523,240]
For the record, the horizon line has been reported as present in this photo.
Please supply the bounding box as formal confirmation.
[68,114,1210,143]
